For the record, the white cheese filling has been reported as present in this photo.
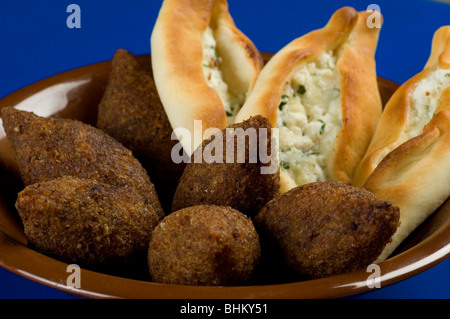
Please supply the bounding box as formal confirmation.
[201,26,244,123]
[406,68,450,140]
[277,51,342,186]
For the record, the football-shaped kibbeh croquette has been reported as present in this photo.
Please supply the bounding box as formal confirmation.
[254,182,400,279]
[148,205,261,286]
[15,176,159,268]
[1,107,164,220]
[97,49,185,212]
[171,115,280,218]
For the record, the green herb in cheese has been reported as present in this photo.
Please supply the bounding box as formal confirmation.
[297,85,306,95]
[201,26,245,123]
[277,51,342,186]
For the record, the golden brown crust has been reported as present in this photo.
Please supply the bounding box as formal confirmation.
[364,111,450,262]
[353,26,450,187]
[96,49,185,213]
[16,176,159,268]
[211,0,263,97]
[235,7,358,127]
[151,0,263,155]
[234,7,382,190]
[1,107,164,220]
[425,26,450,69]
[254,182,399,279]
[351,72,428,187]
[171,115,280,218]
[148,205,260,286]
[331,10,383,183]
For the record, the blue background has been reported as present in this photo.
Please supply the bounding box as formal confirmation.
[0,0,449,299]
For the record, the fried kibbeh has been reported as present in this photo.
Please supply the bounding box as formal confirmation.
[254,182,400,279]
[148,205,260,286]
[1,107,164,220]
[15,176,159,268]
[171,115,280,218]
[97,49,185,211]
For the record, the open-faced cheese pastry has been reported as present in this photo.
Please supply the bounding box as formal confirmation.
[353,26,450,187]
[355,26,450,262]
[151,0,264,155]
[234,7,383,192]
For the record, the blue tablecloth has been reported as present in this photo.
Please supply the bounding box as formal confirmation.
[0,0,449,299]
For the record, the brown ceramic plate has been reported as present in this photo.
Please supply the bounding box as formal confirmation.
[0,53,449,299]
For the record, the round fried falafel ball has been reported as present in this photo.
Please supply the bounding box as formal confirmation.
[148,205,260,286]
[254,182,400,279]
[15,176,159,268]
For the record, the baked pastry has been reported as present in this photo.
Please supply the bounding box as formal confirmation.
[356,26,450,261]
[364,111,450,262]
[151,0,263,155]
[353,26,450,187]
[234,7,383,192]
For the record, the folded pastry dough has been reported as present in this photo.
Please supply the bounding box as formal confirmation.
[357,26,450,262]
[151,0,263,155]
[365,111,450,262]
[234,7,383,192]
[353,26,450,187]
